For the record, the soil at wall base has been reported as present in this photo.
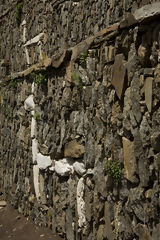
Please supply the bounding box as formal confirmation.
[0,202,63,240]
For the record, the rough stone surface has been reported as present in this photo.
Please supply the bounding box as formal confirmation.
[123,137,137,182]
[1,1,160,240]
[0,200,7,207]
[64,140,85,159]
[73,162,86,176]
[145,77,153,112]
[77,178,86,228]
[134,2,160,22]
[111,54,127,99]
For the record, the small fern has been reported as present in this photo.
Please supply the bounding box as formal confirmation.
[104,160,122,185]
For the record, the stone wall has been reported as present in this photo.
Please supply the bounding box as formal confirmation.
[0,0,159,73]
[0,1,160,240]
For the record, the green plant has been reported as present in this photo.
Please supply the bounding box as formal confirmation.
[71,72,83,90]
[1,103,13,119]
[38,138,44,146]
[33,113,40,121]
[10,76,17,90]
[79,52,88,65]
[0,91,3,105]
[39,52,47,67]
[5,105,13,119]
[0,103,5,113]
[16,2,23,26]
[41,52,47,61]
[104,160,122,185]
[29,72,47,85]
[48,210,52,218]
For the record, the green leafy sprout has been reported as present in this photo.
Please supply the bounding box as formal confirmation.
[79,52,88,65]
[71,72,83,90]
[33,113,40,121]
[16,2,23,26]
[10,76,17,90]
[39,52,47,67]
[29,72,47,85]
[41,52,47,61]
[38,138,44,146]
[104,160,122,185]
[1,103,13,119]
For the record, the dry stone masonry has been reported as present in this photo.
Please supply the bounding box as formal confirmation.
[0,1,160,240]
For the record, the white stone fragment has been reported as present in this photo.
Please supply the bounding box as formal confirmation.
[86,168,94,175]
[73,162,86,176]
[77,177,86,228]
[31,82,35,94]
[22,20,27,43]
[33,165,40,201]
[22,20,30,64]
[25,47,30,65]
[21,19,26,26]
[38,41,42,60]
[31,110,35,116]
[54,158,73,176]
[24,95,35,111]
[17,125,25,142]
[37,153,52,170]
[31,117,36,138]
[32,139,38,164]
[24,33,44,47]
[49,166,55,172]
